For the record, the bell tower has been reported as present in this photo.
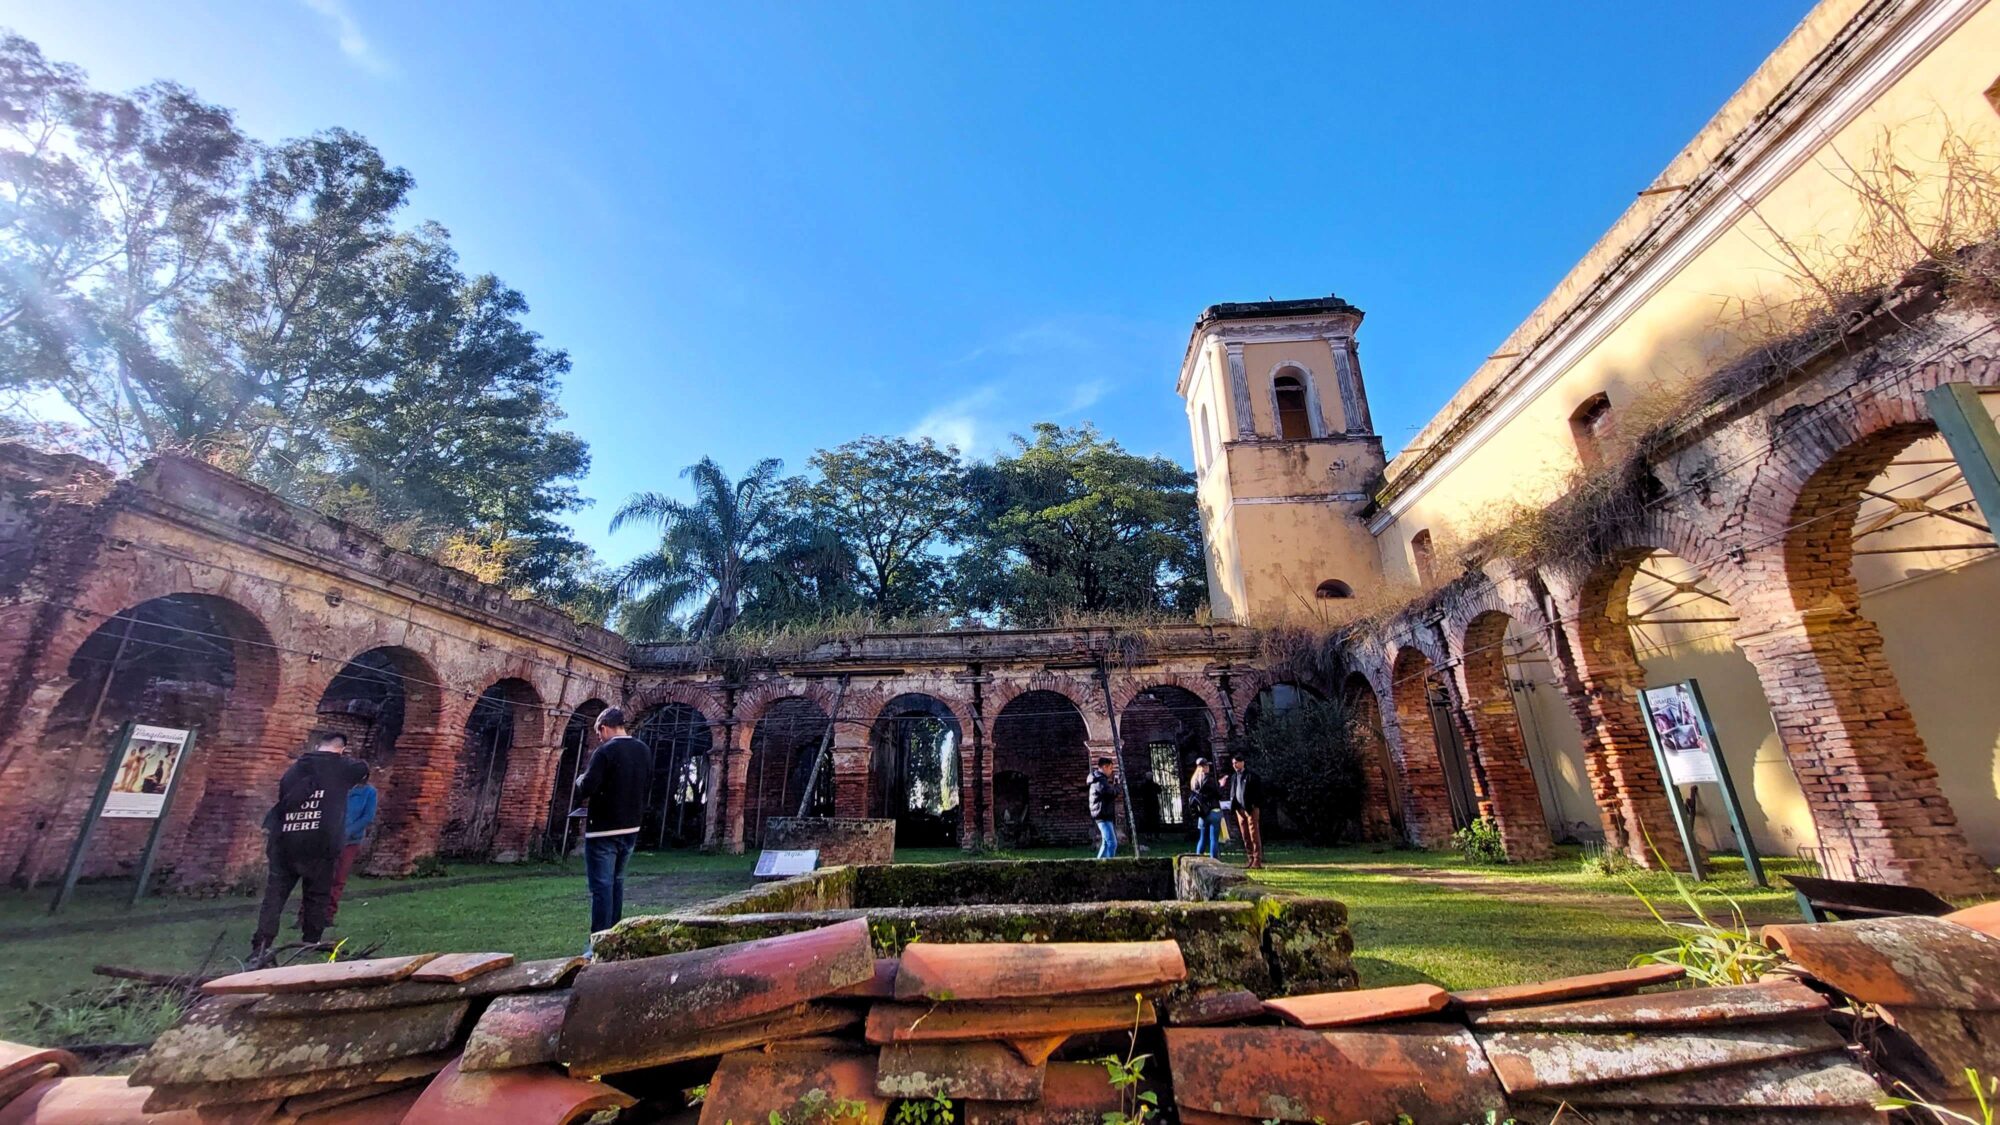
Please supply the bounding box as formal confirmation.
[1177,295,1386,624]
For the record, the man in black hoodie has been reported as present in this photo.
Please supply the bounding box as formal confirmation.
[573,707,651,940]
[251,733,370,960]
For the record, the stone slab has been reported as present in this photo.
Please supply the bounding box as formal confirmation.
[250,956,582,1017]
[1469,979,1829,1030]
[865,997,1152,1045]
[132,997,468,1085]
[894,940,1186,1001]
[1764,915,2000,1009]
[561,918,874,1075]
[963,1062,1124,1125]
[567,1003,859,1076]
[1450,963,1686,1010]
[404,1059,633,1124]
[1478,1021,1850,1094]
[141,1051,458,1112]
[876,1042,1046,1102]
[409,952,514,984]
[200,954,441,996]
[1166,1024,1504,1125]
[1263,983,1449,1029]
[1516,1051,1884,1108]
[0,1077,277,1125]
[699,1047,886,1125]
[461,990,569,1071]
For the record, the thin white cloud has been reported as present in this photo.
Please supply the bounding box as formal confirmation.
[908,385,1002,456]
[301,0,391,75]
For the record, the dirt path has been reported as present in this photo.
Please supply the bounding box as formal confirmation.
[1312,862,1796,925]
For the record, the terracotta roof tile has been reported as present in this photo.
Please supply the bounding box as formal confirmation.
[1450,963,1685,1010]
[288,1084,424,1124]
[1263,984,1449,1029]
[139,1052,455,1113]
[404,1059,633,1124]
[132,998,468,1086]
[876,1042,1046,1102]
[408,953,514,984]
[201,954,440,996]
[1164,990,1265,1027]
[560,918,875,1076]
[249,956,582,1018]
[566,1003,859,1076]
[1166,1024,1504,1124]
[1512,1050,1883,1109]
[1763,916,2000,1009]
[865,997,1152,1046]
[894,941,1186,1002]
[461,990,568,1071]
[1468,979,1828,1030]
[1943,901,2000,941]
[833,959,900,999]
[963,1062,1124,1125]
[1478,1022,1849,1094]
[0,1076,276,1125]
[699,1047,886,1125]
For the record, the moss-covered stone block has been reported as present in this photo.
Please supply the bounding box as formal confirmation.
[852,857,1172,907]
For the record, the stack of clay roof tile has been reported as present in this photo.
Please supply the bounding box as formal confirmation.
[10,905,2000,1124]
[1169,963,1889,1124]
[1763,900,2000,1112]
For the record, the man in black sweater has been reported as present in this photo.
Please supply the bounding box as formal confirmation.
[573,707,651,940]
[252,733,370,961]
[1229,750,1267,869]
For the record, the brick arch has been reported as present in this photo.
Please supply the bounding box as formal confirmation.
[445,675,542,858]
[988,684,1097,847]
[984,672,1095,719]
[626,680,726,729]
[735,679,841,732]
[1455,609,1554,860]
[0,591,286,889]
[866,690,975,844]
[1339,670,1401,841]
[1108,670,1227,724]
[1739,410,1996,891]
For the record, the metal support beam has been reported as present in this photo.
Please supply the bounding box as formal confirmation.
[1924,383,2000,546]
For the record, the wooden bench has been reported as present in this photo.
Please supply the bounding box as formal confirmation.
[1782,873,1955,922]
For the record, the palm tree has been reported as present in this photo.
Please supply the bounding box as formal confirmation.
[609,457,794,639]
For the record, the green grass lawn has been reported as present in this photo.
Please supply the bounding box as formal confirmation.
[0,840,1798,1044]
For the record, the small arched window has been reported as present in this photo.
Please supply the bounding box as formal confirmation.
[1569,393,1616,469]
[1273,373,1313,440]
[1315,580,1354,599]
[1411,529,1437,586]
[1199,404,1215,471]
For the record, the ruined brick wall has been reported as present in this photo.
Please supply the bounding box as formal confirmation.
[1350,294,2000,894]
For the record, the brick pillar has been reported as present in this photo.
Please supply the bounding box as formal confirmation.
[1736,611,1997,895]
[366,695,473,875]
[831,732,871,819]
[1379,666,1455,849]
[170,664,319,889]
[1452,662,1555,861]
[1542,594,1691,871]
[713,722,752,855]
[491,707,561,863]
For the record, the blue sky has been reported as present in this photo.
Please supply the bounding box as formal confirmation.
[12,1,1811,566]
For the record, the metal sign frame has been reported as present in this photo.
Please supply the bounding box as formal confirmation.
[1636,679,1764,887]
[50,722,199,913]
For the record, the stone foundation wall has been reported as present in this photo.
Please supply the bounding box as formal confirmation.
[762,817,895,866]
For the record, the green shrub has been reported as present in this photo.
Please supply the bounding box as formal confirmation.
[1451,818,1506,864]
[1578,841,1635,877]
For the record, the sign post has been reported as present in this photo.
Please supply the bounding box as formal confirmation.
[1635,680,1764,887]
[50,722,198,914]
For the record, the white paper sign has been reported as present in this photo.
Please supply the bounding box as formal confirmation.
[102,724,191,819]
[754,849,819,878]
[1643,684,1721,785]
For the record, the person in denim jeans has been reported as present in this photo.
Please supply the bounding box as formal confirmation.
[571,708,652,942]
[1187,758,1222,858]
[1087,757,1119,859]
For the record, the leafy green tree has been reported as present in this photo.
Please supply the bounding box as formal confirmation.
[1240,697,1367,843]
[798,435,963,617]
[955,423,1205,623]
[0,34,593,607]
